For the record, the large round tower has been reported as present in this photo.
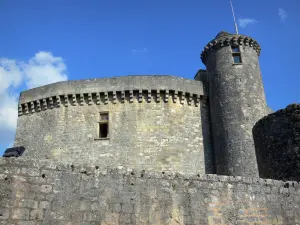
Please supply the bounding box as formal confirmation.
[201,31,267,177]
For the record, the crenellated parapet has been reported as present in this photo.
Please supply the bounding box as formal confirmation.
[17,89,204,116]
[17,75,205,116]
[201,32,261,64]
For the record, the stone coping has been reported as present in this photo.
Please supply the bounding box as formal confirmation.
[253,103,300,128]
[1,158,298,188]
[201,33,261,65]
[18,89,205,116]
[19,75,204,104]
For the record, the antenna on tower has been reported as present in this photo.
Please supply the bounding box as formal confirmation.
[229,0,239,34]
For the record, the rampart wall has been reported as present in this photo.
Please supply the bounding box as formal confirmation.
[14,76,214,175]
[1,158,300,225]
[253,103,300,181]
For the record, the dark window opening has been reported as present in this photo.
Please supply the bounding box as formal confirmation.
[97,112,109,139]
[99,123,108,138]
[231,46,242,64]
[233,55,242,64]
[231,46,240,53]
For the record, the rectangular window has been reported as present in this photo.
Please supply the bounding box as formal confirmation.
[231,46,242,64]
[100,113,109,121]
[99,123,108,138]
[97,112,109,139]
[231,46,240,53]
[233,55,242,64]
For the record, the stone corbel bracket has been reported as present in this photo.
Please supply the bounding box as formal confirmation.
[18,90,205,116]
[201,34,261,64]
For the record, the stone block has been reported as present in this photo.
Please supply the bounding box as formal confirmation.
[11,208,29,220]
[19,199,38,209]
[0,208,9,220]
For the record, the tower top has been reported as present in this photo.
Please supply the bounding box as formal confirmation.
[201,31,261,65]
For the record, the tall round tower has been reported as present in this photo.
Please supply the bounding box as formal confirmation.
[201,31,267,177]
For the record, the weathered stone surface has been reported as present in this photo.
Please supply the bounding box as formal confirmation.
[3,30,296,225]
[1,158,300,225]
[13,76,209,175]
[203,33,267,177]
[253,103,300,181]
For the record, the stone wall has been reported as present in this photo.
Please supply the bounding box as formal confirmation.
[203,33,267,177]
[18,76,203,104]
[253,103,300,181]
[1,158,300,225]
[14,76,210,175]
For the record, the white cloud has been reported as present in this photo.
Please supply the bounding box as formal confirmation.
[131,48,148,54]
[278,8,287,21]
[238,18,257,28]
[0,51,68,153]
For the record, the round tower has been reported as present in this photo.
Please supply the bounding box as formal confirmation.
[201,31,267,177]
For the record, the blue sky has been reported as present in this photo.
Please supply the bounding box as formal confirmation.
[0,0,299,154]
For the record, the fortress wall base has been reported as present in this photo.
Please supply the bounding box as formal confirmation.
[1,158,300,225]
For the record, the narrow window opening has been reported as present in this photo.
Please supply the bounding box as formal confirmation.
[97,112,109,139]
[231,46,242,64]
[99,123,108,138]
[233,55,242,64]
[231,46,240,53]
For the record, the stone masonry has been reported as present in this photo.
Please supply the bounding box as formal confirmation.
[2,31,300,224]
[14,76,209,175]
[1,158,300,225]
[202,32,267,177]
[253,104,300,181]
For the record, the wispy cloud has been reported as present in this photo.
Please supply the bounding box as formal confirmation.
[278,8,287,21]
[0,52,68,153]
[131,48,148,54]
[238,18,257,28]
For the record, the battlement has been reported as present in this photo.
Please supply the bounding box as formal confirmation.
[201,33,261,64]
[3,30,300,224]
[18,75,204,104]
[18,90,205,116]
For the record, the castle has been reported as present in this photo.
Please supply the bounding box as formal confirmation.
[1,31,300,224]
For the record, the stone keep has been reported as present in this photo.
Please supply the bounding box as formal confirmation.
[201,31,267,177]
[3,31,300,225]
[13,31,268,178]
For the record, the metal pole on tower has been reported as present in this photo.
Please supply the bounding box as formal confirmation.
[230,0,239,34]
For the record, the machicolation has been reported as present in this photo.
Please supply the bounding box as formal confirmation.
[1,31,300,224]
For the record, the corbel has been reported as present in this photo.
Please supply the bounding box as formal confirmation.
[165,90,169,103]
[120,91,125,103]
[129,90,133,103]
[64,95,69,107]
[112,91,117,104]
[87,93,93,105]
[56,96,61,107]
[18,105,23,116]
[36,100,41,112]
[104,92,108,104]
[72,94,77,106]
[30,101,35,113]
[138,90,143,103]
[42,99,47,110]
[95,93,101,105]
[49,97,53,109]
